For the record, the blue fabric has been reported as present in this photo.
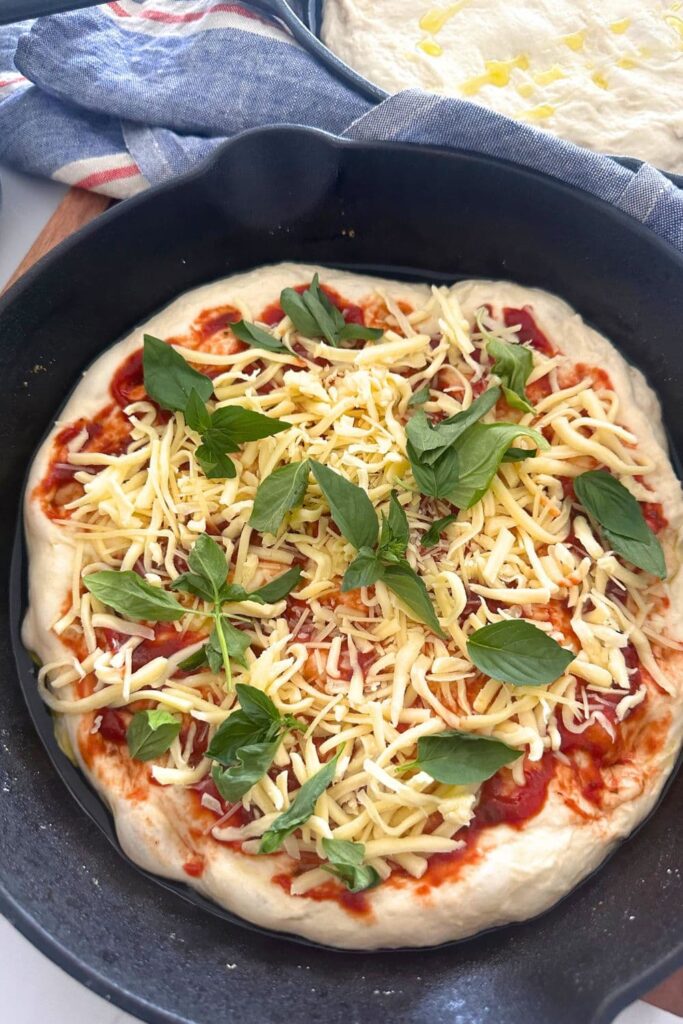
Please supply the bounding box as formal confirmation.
[0,1,680,251]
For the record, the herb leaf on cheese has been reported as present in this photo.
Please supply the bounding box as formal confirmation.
[193,405,290,481]
[407,385,430,407]
[380,561,445,637]
[485,334,534,414]
[310,460,379,551]
[84,570,185,622]
[321,838,380,893]
[446,423,549,509]
[574,470,666,578]
[143,334,213,412]
[467,620,575,686]
[231,319,289,354]
[399,729,521,785]
[209,684,304,802]
[259,745,344,854]
[421,513,458,549]
[250,460,311,534]
[280,275,382,348]
[127,709,180,762]
[171,535,300,685]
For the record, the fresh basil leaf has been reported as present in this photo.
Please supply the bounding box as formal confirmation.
[300,274,346,346]
[409,729,520,785]
[407,441,460,499]
[336,323,384,344]
[601,527,667,580]
[127,709,180,762]
[441,385,501,427]
[342,548,382,592]
[281,274,345,345]
[211,736,282,802]
[184,388,211,433]
[231,319,289,354]
[321,838,380,893]
[207,683,281,764]
[143,335,213,412]
[487,337,534,414]
[209,406,290,444]
[502,447,537,463]
[252,566,302,604]
[169,571,215,603]
[380,560,445,637]
[467,619,575,686]
[379,491,409,559]
[218,582,262,605]
[574,470,666,578]
[234,683,282,729]
[84,570,185,622]
[280,287,322,340]
[407,386,500,466]
[447,423,549,509]
[249,460,311,535]
[195,441,237,480]
[178,645,209,672]
[310,460,379,552]
[259,746,344,854]
[280,277,380,348]
[188,534,228,598]
[407,386,430,407]
[421,513,458,549]
[218,618,252,669]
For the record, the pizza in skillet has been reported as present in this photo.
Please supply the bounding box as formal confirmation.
[321,0,683,173]
[23,263,683,948]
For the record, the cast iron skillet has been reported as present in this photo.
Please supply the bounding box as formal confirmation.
[271,0,683,189]
[1,126,683,1024]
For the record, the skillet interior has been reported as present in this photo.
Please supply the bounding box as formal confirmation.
[1,125,682,1024]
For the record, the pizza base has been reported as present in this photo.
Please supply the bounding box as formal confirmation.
[23,264,683,948]
[321,0,683,174]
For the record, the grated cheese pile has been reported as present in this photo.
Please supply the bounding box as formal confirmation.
[36,278,676,887]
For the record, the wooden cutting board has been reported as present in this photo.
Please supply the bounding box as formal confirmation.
[4,186,682,1019]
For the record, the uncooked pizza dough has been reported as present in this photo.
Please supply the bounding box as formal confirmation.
[322,0,683,172]
[23,264,683,947]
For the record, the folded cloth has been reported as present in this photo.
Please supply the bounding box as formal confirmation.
[0,0,681,254]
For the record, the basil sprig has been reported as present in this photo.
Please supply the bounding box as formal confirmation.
[231,319,289,354]
[127,709,180,762]
[318,473,443,636]
[406,385,547,508]
[398,729,520,785]
[208,683,303,803]
[185,387,290,480]
[260,745,344,854]
[405,387,500,500]
[172,534,301,684]
[142,336,290,480]
[321,838,380,893]
[574,470,666,579]
[252,460,443,634]
[467,620,575,687]
[280,275,383,348]
[84,570,185,622]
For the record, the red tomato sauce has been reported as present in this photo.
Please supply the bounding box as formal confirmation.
[99,623,207,674]
[272,873,372,918]
[503,307,555,355]
[36,404,133,518]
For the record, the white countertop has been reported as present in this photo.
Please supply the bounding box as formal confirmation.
[0,164,678,1024]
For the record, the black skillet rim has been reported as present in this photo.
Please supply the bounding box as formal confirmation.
[2,124,683,1024]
